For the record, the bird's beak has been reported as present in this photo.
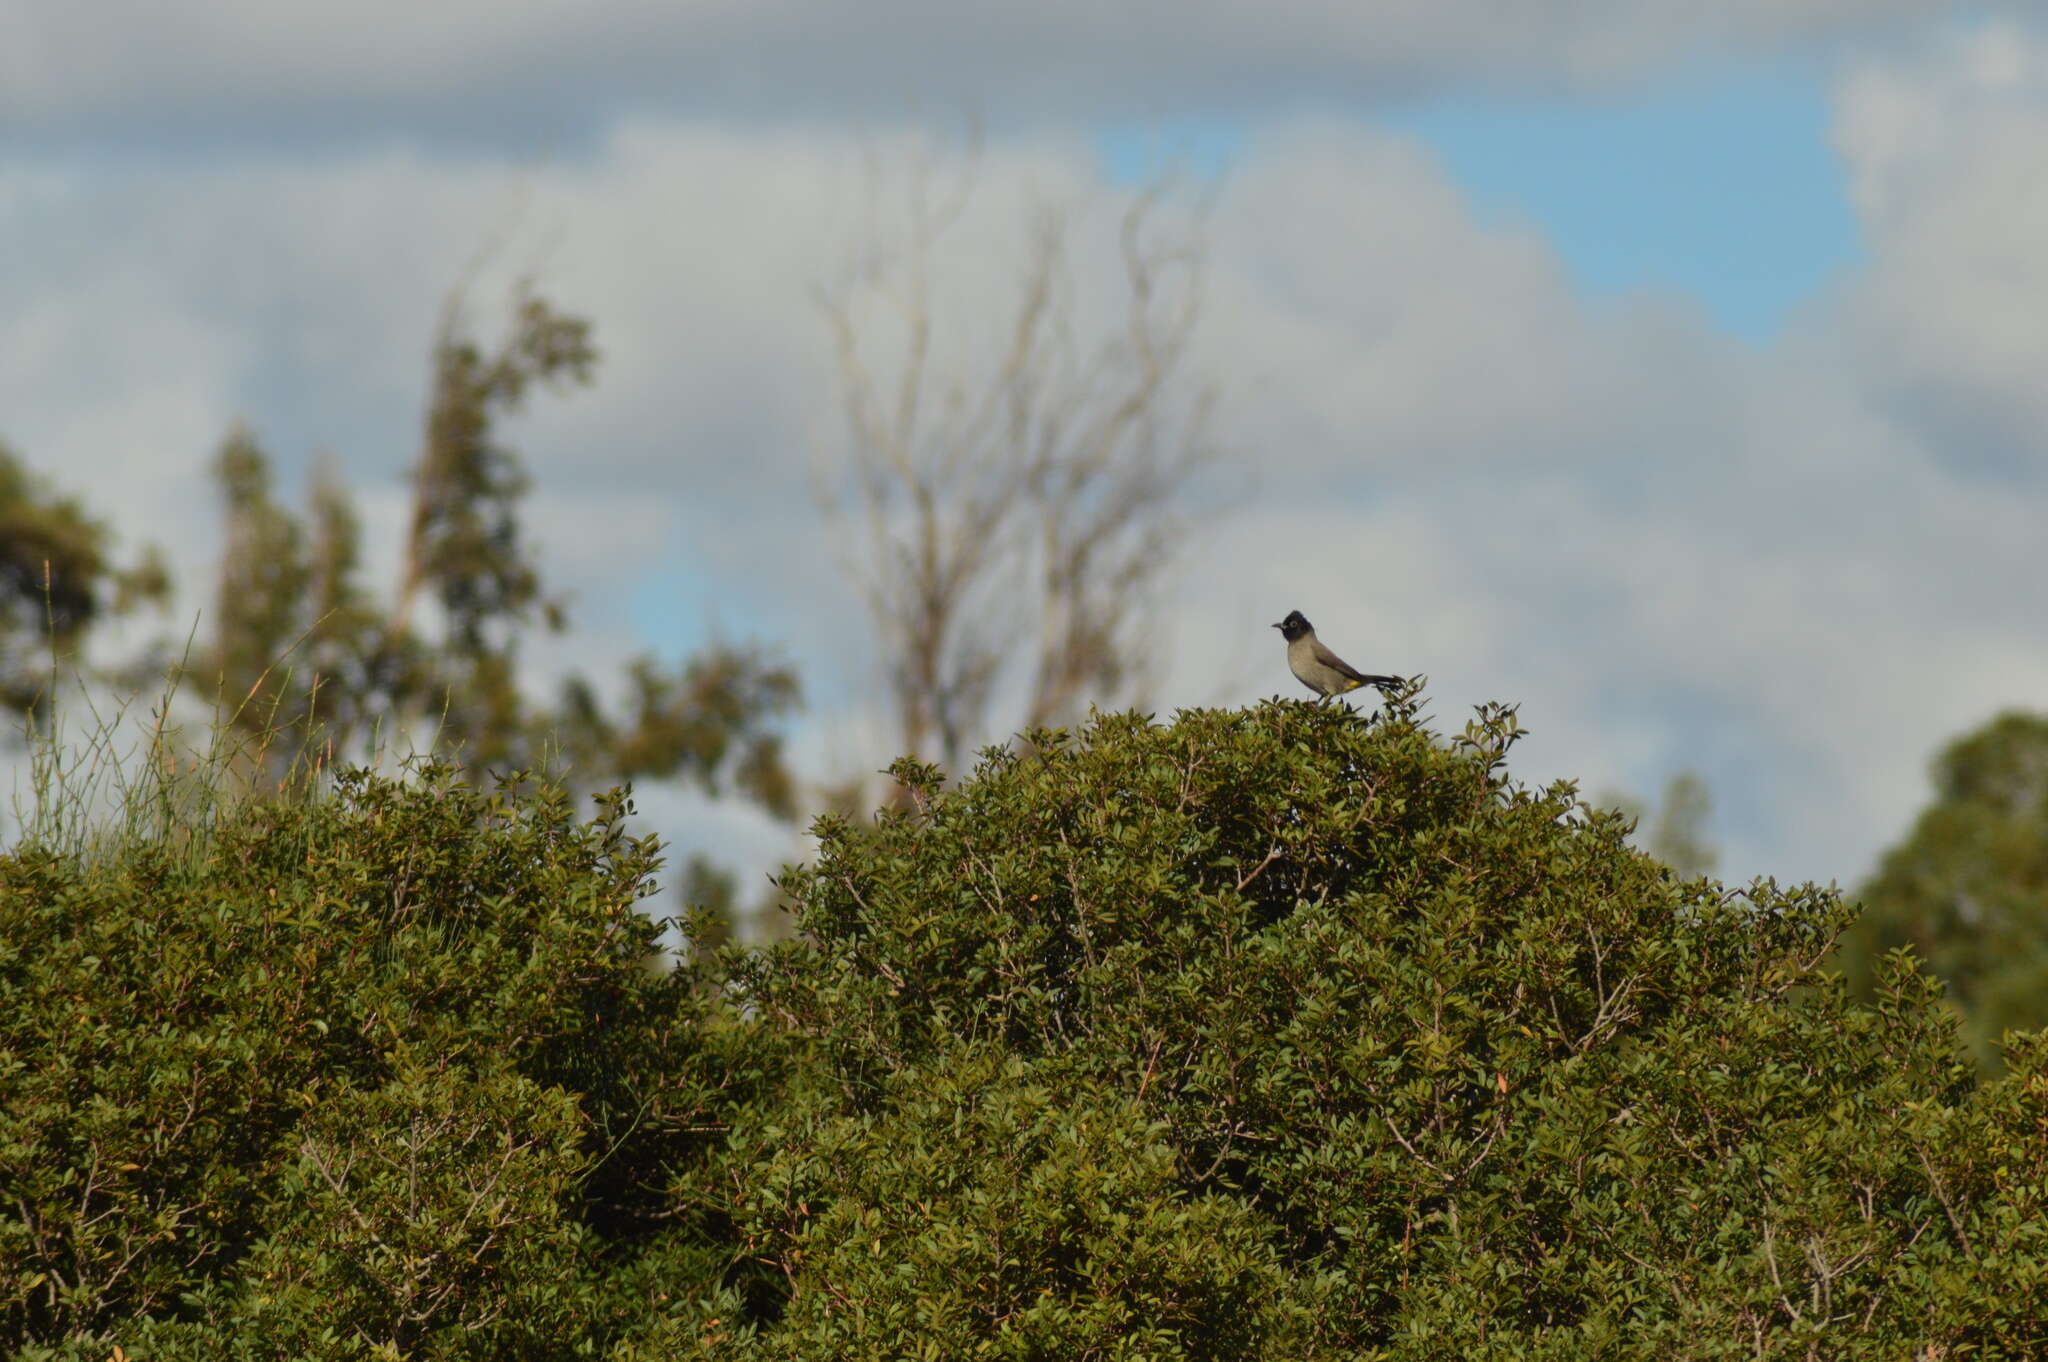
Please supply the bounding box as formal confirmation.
[1271,621,1285,630]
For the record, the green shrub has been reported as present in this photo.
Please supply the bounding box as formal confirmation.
[0,763,750,1358]
[686,700,2041,1360]
[9,701,2046,1359]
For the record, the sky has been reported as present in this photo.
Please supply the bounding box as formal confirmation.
[6,0,2047,905]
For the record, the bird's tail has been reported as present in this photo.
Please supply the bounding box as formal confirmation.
[1353,674,1404,692]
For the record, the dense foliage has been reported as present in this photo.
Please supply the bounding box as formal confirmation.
[703,700,2045,1359]
[0,765,761,1360]
[5,700,2045,1358]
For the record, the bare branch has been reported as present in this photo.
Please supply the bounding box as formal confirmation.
[816,139,1220,779]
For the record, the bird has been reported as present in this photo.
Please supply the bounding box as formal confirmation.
[1272,610,1403,704]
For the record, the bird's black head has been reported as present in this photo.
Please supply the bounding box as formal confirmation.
[1272,609,1312,642]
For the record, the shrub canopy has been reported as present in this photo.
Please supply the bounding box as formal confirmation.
[693,701,2045,1360]
[1,765,754,1360]
[5,702,2045,1360]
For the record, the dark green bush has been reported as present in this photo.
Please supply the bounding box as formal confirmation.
[676,700,2043,1360]
[0,763,754,1359]
[8,703,2046,1359]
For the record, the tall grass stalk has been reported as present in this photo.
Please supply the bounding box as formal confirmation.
[6,617,395,869]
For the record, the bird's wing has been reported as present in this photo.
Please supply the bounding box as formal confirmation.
[1311,638,1373,684]
[1312,638,1403,689]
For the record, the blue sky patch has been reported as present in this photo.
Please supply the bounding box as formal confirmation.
[1099,57,1862,344]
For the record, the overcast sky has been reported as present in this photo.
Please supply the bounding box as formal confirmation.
[6,1,2046,900]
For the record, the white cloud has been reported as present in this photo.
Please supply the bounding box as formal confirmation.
[1200,123,1747,477]
[1835,21,2048,472]
[4,0,1963,135]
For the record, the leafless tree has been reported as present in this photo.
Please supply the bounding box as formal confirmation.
[815,140,1221,775]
